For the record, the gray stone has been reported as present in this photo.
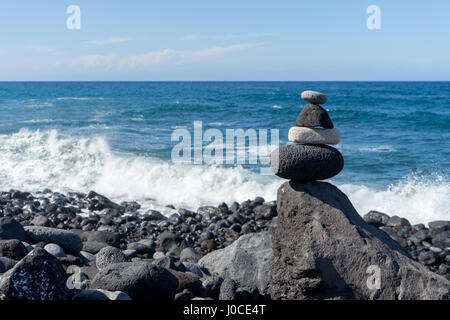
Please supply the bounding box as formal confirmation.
[82,231,122,248]
[296,104,333,128]
[44,243,66,257]
[288,127,340,144]
[432,232,450,249]
[153,251,165,259]
[180,247,202,263]
[301,90,328,105]
[73,289,131,300]
[82,241,109,254]
[253,203,277,220]
[363,210,391,227]
[0,217,26,241]
[270,144,344,181]
[386,216,411,227]
[270,181,450,300]
[79,250,96,262]
[0,248,69,300]
[219,278,237,300]
[198,231,272,297]
[429,221,450,233]
[91,261,178,300]
[127,241,155,255]
[0,239,28,260]
[158,231,188,255]
[0,257,18,271]
[95,246,130,270]
[24,226,83,254]
[31,215,54,227]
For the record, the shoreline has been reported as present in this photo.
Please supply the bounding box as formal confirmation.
[0,187,448,300]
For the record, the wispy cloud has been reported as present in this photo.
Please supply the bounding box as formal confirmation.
[67,42,263,70]
[26,45,56,54]
[180,32,276,41]
[83,37,134,46]
[178,42,264,63]
[0,49,7,55]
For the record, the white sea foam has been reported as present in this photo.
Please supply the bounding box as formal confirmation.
[56,97,104,101]
[358,145,397,153]
[0,129,279,215]
[0,129,447,223]
[337,174,450,225]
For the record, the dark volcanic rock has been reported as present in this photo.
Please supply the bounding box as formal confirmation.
[0,240,28,260]
[363,210,390,227]
[87,191,124,212]
[386,216,411,227]
[0,248,69,300]
[0,217,26,241]
[168,269,202,294]
[96,246,130,270]
[82,231,122,248]
[270,181,450,300]
[82,241,109,254]
[24,226,83,254]
[429,221,450,233]
[270,144,344,181]
[91,261,178,300]
[158,231,188,255]
[253,203,277,220]
[296,104,333,128]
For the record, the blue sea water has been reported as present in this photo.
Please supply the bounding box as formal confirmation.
[0,81,448,223]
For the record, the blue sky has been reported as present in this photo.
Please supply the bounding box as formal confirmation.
[0,0,449,80]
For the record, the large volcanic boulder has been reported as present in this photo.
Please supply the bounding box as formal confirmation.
[270,181,450,300]
[0,248,70,300]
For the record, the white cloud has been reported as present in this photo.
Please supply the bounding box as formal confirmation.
[180,32,276,41]
[178,42,264,63]
[67,42,263,70]
[0,49,6,55]
[27,45,56,53]
[83,37,134,46]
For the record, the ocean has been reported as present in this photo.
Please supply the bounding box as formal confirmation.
[0,81,448,224]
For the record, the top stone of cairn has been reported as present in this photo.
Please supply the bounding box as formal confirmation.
[301,90,327,105]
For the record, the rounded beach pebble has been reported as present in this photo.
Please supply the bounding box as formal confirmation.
[301,90,328,105]
[288,127,340,145]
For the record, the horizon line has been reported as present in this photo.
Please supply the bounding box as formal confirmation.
[0,80,449,83]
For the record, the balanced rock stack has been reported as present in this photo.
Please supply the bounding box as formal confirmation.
[270,90,343,181]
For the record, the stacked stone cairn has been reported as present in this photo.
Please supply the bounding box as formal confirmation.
[270,90,343,181]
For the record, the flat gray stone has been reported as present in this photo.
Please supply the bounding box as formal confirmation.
[301,90,328,105]
[288,127,340,145]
